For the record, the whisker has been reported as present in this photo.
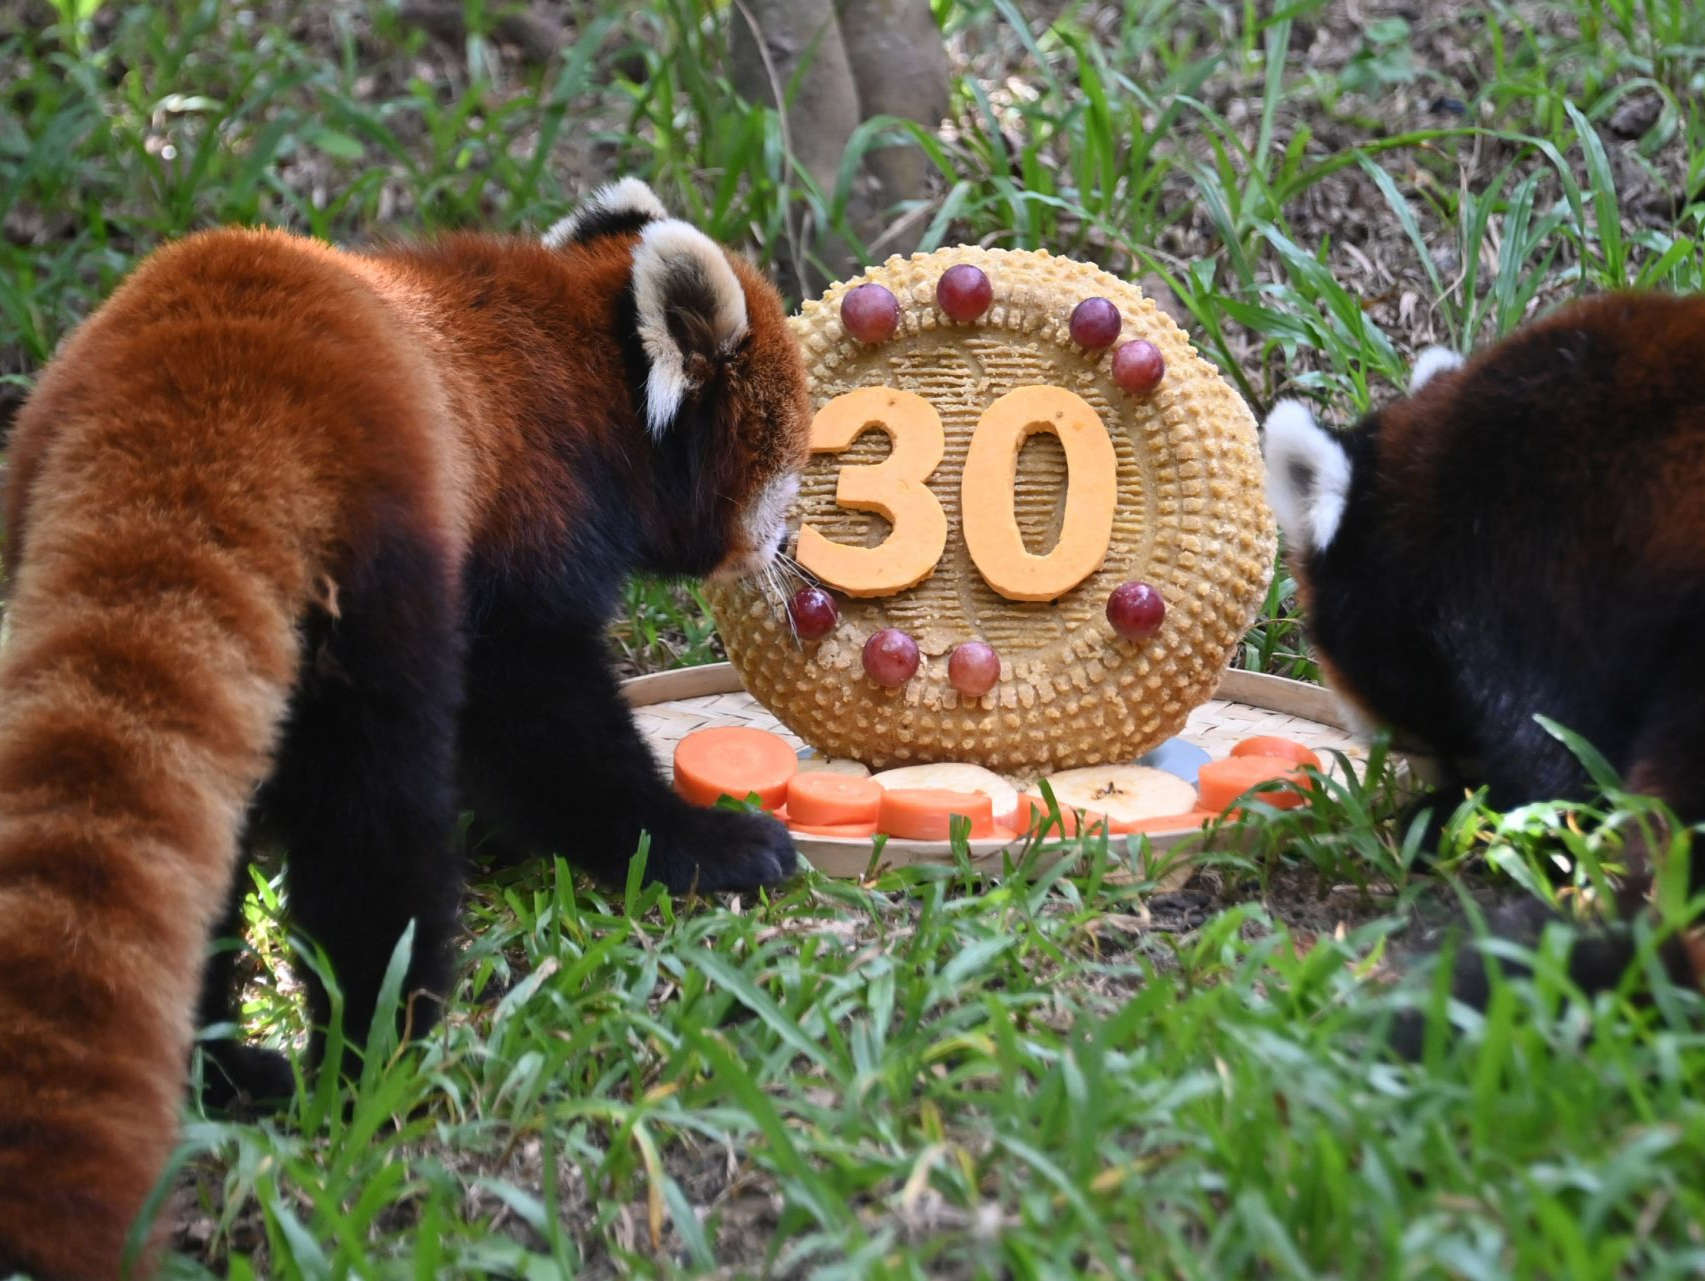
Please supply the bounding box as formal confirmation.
[761,563,802,647]
[773,550,817,588]
[751,561,779,606]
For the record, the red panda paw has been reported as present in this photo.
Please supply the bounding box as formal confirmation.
[656,806,799,895]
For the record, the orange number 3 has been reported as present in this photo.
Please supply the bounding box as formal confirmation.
[795,387,950,597]
[798,384,1117,602]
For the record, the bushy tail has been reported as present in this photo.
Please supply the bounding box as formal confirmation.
[0,461,308,1277]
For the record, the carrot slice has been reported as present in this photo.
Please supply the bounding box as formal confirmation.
[878,788,995,840]
[787,816,881,839]
[1117,809,1217,834]
[1015,792,1108,836]
[1230,736,1322,771]
[1197,755,1311,814]
[673,726,796,811]
[787,772,883,827]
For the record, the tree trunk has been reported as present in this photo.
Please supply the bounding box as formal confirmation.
[730,0,865,294]
[730,0,949,294]
[837,0,951,257]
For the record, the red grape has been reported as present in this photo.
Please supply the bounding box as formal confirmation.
[862,628,920,687]
[937,264,993,322]
[948,641,1001,698]
[841,283,900,343]
[1112,339,1165,394]
[788,587,838,641]
[1069,297,1122,349]
[1106,581,1165,640]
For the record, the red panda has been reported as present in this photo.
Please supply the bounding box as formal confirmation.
[0,178,811,1280]
[1261,292,1705,1033]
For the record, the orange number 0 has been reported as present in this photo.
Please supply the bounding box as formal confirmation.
[797,384,1117,602]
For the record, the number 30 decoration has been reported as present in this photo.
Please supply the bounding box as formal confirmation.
[702,246,1276,772]
[797,385,1118,602]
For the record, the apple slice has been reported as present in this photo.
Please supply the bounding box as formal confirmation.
[871,763,1019,825]
[795,752,873,778]
[1037,764,1197,832]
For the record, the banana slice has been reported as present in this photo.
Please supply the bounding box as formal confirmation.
[871,763,1018,823]
[1038,765,1197,828]
[795,751,873,778]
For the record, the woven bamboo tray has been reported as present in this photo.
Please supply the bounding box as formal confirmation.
[623,663,1362,883]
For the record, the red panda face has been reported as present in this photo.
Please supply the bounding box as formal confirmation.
[1260,348,1478,767]
[704,254,812,580]
[544,180,811,582]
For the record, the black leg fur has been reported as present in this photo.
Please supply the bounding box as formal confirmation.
[1390,686,1705,1060]
[1389,889,1700,1060]
[260,532,467,1078]
[459,618,796,894]
[1622,668,1705,901]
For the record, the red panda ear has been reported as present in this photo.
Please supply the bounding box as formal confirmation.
[542,177,668,248]
[1408,345,1465,394]
[630,220,750,437]
[1262,400,1352,554]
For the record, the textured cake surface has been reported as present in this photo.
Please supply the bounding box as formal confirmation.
[705,246,1275,771]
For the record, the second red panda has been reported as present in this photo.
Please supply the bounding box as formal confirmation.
[1262,292,1705,1022]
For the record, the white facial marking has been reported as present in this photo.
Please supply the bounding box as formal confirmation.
[1329,690,1381,742]
[541,176,669,248]
[1261,399,1353,554]
[1408,345,1465,394]
[710,473,800,581]
[630,219,749,437]
[746,472,799,562]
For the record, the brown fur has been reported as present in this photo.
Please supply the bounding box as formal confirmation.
[0,215,808,1278]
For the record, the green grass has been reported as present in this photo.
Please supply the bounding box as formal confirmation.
[4,0,1705,1275]
[160,782,1705,1279]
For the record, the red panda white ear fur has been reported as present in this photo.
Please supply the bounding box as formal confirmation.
[542,177,669,249]
[1262,399,1351,554]
[630,220,749,437]
[1408,345,1465,393]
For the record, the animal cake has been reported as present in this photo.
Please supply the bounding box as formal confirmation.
[704,246,1275,776]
